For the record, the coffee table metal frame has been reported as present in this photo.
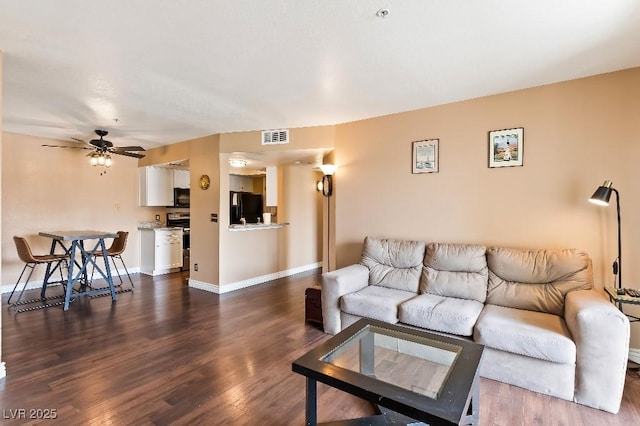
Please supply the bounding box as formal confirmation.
[292,318,484,426]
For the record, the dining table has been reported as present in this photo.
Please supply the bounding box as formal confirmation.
[39,230,118,310]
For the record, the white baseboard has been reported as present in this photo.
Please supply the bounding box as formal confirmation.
[0,266,141,295]
[629,348,640,364]
[139,267,180,276]
[189,262,321,294]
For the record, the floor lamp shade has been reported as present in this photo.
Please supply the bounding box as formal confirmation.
[589,180,613,206]
[589,180,622,289]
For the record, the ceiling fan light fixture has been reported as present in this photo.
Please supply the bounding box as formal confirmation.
[90,154,99,166]
[105,155,112,168]
[229,159,248,168]
[97,154,106,166]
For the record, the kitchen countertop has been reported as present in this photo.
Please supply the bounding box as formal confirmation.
[228,222,289,231]
[138,227,183,231]
[137,221,183,231]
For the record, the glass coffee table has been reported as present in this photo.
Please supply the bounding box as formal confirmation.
[292,318,484,425]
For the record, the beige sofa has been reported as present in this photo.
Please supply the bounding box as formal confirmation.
[322,237,630,413]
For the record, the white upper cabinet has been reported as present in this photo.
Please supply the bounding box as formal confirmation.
[266,166,278,206]
[139,166,174,206]
[229,174,255,192]
[174,169,190,189]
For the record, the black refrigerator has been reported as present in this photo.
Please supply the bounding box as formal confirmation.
[230,191,263,224]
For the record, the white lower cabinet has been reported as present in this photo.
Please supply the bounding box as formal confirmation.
[140,228,183,275]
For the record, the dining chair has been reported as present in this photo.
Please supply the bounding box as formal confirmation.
[93,231,134,288]
[8,236,69,307]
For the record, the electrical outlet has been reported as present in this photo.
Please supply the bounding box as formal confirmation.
[194,263,198,271]
[155,214,160,221]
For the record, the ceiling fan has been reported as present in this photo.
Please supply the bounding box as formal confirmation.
[42,129,146,163]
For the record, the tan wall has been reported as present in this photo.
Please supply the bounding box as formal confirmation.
[126,126,328,289]
[218,157,321,286]
[138,139,191,167]
[1,49,4,371]
[189,135,220,285]
[280,164,321,268]
[219,125,335,153]
[1,132,153,284]
[219,156,281,285]
[217,127,332,287]
[141,134,221,285]
[5,60,634,346]
[334,67,640,346]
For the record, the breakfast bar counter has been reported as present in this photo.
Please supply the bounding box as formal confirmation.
[228,222,289,231]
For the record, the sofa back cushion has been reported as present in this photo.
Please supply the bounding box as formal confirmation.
[420,243,488,303]
[360,237,425,293]
[486,247,593,315]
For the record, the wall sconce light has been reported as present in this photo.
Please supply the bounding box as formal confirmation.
[589,180,622,290]
[318,164,337,197]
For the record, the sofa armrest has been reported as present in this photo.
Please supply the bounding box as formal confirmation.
[321,264,369,335]
[564,289,630,413]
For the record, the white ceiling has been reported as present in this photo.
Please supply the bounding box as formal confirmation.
[1,1,639,151]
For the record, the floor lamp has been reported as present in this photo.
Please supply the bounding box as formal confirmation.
[319,164,337,272]
[591,181,640,372]
[589,180,622,290]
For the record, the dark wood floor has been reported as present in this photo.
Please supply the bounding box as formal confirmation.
[0,270,638,425]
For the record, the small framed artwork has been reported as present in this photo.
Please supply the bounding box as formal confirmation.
[412,139,439,174]
[488,127,524,168]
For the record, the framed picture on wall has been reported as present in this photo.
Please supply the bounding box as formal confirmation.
[412,139,439,174]
[488,127,523,168]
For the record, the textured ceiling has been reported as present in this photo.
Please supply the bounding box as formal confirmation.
[1,1,639,150]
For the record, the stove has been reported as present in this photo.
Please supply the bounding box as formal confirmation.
[167,212,190,271]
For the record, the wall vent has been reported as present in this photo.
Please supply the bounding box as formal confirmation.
[262,129,289,145]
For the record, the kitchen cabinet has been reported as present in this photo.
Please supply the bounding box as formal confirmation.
[174,169,190,188]
[266,166,278,206]
[229,174,254,192]
[140,228,183,275]
[139,166,173,206]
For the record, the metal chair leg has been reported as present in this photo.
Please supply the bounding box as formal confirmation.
[54,259,69,296]
[109,256,124,285]
[115,254,134,288]
[40,258,68,299]
[9,263,37,306]
[7,263,32,305]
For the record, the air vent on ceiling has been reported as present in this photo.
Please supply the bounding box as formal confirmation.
[262,129,289,145]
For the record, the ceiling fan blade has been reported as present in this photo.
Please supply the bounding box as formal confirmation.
[112,146,146,152]
[70,137,86,143]
[42,144,92,150]
[112,151,145,159]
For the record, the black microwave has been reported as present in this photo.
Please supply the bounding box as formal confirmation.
[174,188,190,207]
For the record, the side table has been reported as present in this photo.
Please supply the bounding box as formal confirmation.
[305,286,323,326]
[604,287,640,323]
[604,287,640,371]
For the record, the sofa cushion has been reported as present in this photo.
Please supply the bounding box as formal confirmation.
[399,293,484,336]
[486,247,592,315]
[361,237,426,292]
[420,243,488,303]
[474,304,576,364]
[340,285,416,324]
